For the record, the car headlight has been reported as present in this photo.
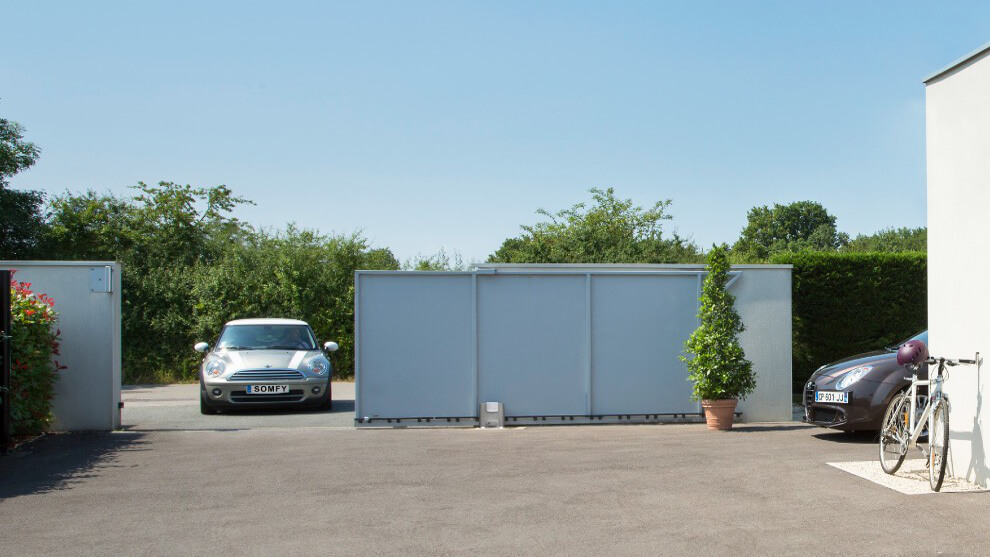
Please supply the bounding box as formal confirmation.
[836,366,872,390]
[205,359,226,378]
[309,358,330,376]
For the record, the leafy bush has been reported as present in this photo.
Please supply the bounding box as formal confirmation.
[682,246,756,401]
[489,188,703,264]
[187,227,398,383]
[8,276,64,434]
[770,251,927,391]
[44,183,399,384]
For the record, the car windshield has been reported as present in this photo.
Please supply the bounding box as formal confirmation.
[216,325,317,350]
[886,330,928,351]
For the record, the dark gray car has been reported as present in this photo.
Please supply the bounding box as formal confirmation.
[803,331,927,431]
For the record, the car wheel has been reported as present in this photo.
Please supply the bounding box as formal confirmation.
[200,392,219,415]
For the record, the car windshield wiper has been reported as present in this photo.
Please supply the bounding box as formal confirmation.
[221,346,257,350]
[267,345,313,350]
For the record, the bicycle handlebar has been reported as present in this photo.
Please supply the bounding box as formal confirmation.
[924,356,978,366]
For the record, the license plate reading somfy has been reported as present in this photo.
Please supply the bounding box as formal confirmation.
[246,385,289,395]
[815,390,849,404]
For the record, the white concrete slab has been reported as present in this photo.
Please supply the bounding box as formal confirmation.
[828,460,990,495]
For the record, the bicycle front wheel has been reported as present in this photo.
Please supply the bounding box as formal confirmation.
[879,391,909,474]
[928,399,950,492]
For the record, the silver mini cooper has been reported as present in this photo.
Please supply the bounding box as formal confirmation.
[194,318,339,414]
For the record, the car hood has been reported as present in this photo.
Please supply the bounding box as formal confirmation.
[812,349,895,380]
[214,349,319,371]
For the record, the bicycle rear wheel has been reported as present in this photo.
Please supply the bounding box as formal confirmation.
[928,399,950,492]
[879,391,909,474]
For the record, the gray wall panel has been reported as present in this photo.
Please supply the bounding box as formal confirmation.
[590,275,698,414]
[355,266,792,424]
[0,261,121,431]
[357,274,475,418]
[477,275,587,416]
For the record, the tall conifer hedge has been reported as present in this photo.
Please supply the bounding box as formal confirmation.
[770,252,927,391]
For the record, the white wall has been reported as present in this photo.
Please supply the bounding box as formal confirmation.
[926,48,990,486]
[1,261,121,431]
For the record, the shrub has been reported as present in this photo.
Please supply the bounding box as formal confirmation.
[8,276,64,434]
[770,252,927,391]
[682,245,756,401]
[185,227,399,383]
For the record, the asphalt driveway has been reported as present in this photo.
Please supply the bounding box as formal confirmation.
[5,422,990,556]
[122,382,355,430]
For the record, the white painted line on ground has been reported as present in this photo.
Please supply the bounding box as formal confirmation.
[828,460,990,495]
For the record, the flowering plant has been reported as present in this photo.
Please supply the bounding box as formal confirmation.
[8,274,65,434]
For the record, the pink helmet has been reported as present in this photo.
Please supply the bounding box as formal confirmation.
[897,340,929,366]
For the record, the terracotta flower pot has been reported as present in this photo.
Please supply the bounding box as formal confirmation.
[701,399,738,430]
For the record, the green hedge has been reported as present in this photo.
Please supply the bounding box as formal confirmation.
[769,252,927,391]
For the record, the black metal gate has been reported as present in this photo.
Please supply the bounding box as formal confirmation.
[1,269,11,452]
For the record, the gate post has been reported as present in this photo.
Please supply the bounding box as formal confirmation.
[1,269,11,452]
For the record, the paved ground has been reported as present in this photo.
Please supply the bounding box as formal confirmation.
[122,382,356,430]
[5,421,990,556]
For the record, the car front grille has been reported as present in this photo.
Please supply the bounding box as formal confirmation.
[228,370,305,381]
[230,389,305,403]
[810,407,843,424]
[804,381,846,425]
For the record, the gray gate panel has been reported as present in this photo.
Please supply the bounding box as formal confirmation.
[591,275,698,414]
[477,274,587,416]
[357,274,475,418]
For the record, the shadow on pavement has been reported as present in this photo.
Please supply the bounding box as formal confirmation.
[812,430,878,444]
[729,423,816,433]
[213,399,355,416]
[0,432,147,500]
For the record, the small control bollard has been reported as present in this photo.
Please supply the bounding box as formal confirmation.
[480,401,504,429]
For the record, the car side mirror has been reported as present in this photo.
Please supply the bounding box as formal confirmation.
[194,342,210,353]
[323,341,339,353]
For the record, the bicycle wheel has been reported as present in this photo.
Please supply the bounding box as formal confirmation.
[928,399,950,492]
[879,391,909,474]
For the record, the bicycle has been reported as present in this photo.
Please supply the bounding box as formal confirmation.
[878,343,978,491]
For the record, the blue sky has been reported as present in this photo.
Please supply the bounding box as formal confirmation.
[4,1,990,262]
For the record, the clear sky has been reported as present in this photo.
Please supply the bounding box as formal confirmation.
[4,1,990,263]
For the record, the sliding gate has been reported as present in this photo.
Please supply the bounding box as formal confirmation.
[353,267,739,426]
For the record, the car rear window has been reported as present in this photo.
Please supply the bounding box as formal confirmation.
[217,325,317,350]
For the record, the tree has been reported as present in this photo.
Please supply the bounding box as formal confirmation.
[0,118,46,258]
[188,226,400,383]
[0,119,40,183]
[44,184,401,382]
[732,201,848,262]
[682,245,756,401]
[404,248,466,271]
[843,227,926,253]
[488,188,703,264]
[45,182,256,382]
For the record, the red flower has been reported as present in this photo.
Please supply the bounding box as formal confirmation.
[24,309,36,316]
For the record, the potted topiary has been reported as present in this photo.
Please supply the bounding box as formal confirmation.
[681,245,756,430]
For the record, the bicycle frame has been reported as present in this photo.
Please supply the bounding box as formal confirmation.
[901,365,940,451]
[896,354,979,452]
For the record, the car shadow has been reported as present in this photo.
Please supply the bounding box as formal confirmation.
[216,399,355,416]
[729,423,817,433]
[812,430,878,444]
[0,432,148,500]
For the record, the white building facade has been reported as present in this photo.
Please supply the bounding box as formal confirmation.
[926,44,990,486]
